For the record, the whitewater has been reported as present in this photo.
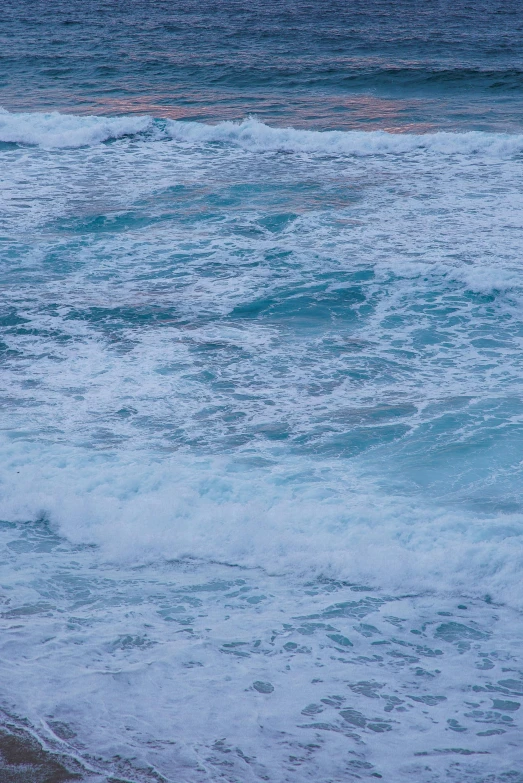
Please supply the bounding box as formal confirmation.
[0,102,522,782]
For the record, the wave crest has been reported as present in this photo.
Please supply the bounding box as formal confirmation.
[2,109,523,157]
[0,108,152,148]
[166,116,523,157]
[1,443,522,605]
[0,109,523,158]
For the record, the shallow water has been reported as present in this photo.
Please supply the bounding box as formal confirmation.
[1,2,523,781]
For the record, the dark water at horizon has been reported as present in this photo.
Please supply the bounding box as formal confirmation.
[2,0,523,130]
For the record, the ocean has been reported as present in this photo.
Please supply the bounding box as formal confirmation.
[1,1,523,781]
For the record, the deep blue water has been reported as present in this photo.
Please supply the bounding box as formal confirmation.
[1,2,523,781]
[2,0,523,130]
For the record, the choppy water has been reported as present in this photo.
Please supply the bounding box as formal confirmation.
[1,2,523,781]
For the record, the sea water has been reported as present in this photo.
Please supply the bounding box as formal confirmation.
[1,2,523,781]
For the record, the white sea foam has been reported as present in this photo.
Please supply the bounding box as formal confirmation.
[2,105,523,782]
[2,108,523,158]
[3,478,521,783]
[1,441,522,607]
[0,113,522,607]
[0,108,152,147]
[165,116,523,157]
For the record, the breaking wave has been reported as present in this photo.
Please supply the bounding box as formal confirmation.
[0,108,152,148]
[1,443,522,606]
[165,116,523,157]
[3,108,523,158]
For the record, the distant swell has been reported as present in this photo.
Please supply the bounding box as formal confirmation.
[201,64,523,93]
[2,109,523,157]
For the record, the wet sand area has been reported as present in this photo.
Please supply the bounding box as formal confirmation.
[0,727,85,783]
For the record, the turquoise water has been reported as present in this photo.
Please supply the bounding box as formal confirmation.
[1,3,523,781]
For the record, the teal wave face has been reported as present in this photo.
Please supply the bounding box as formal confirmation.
[1,117,522,516]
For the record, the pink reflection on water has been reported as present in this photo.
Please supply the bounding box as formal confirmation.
[3,87,447,133]
[83,92,438,133]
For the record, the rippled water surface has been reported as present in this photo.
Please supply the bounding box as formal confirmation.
[1,2,523,781]
[2,0,523,130]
